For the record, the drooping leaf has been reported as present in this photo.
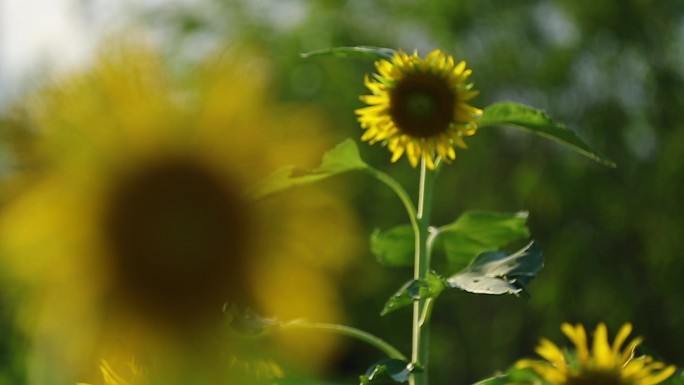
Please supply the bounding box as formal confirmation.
[250,139,367,199]
[382,272,446,315]
[301,46,396,60]
[370,225,415,267]
[479,102,616,167]
[435,210,530,271]
[359,359,418,385]
[447,241,543,296]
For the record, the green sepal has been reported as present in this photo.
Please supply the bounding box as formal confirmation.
[479,102,616,167]
[250,139,367,199]
[301,46,396,60]
[359,359,419,385]
[381,272,446,315]
[435,210,530,271]
[447,241,543,296]
[370,225,415,267]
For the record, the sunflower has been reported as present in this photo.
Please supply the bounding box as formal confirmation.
[516,323,676,385]
[355,49,482,169]
[77,360,147,385]
[78,355,284,385]
[0,41,360,384]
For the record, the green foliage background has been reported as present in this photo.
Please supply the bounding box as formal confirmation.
[4,0,684,384]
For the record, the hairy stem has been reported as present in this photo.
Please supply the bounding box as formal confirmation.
[280,321,408,361]
[411,159,437,385]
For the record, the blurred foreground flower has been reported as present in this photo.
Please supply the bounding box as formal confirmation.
[77,360,147,385]
[516,323,676,385]
[77,355,284,385]
[356,49,482,168]
[0,41,360,384]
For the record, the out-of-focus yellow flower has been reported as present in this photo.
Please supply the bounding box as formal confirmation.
[355,49,482,169]
[0,40,360,384]
[77,360,147,385]
[516,323,676,385]
[78,356,284,385]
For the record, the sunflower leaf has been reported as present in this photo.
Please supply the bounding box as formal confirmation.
[382,272,446,315]
[371,225,415,267]
[435,210,530,272]
[359,359,419,385]
[447,241,543,296]
[301,46,396,60]
[250,139,368,199]
[479,102,616,167]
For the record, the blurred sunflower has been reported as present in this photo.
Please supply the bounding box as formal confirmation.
[77,355,284,385]
[77,360,147,385]
[516,323,676,385]
[0,41,360,384]
[355,49,482,169]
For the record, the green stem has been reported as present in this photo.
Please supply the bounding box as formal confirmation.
[279,321,408,361]
[411,159,437,385]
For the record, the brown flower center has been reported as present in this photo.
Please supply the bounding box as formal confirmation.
[101,157,251,329]
[565,371,627,385]
[389,73,456,138]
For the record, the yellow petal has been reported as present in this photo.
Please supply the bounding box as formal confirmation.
[390,146,405,163]
[623,357,648,377]
[355,104,387,116]
[638,365,677,385]
[360,95,389,105]
[620,336,643,365]
[100,361,131,385]
[453,60,466,76]
[406,141,420,167]
[423,150,436,169]
[535,338,566,368]
[612,323,633,357]
[516,360,566,383]
[561,323,589,363]
[452,135,468,149]
[592,323,613,368]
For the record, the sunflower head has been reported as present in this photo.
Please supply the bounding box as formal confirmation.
[516,323,676,385]
[100,155,253,329]
[0,41,362,382]
[355,49,482,169]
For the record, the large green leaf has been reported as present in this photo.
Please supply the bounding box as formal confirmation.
[250,139,367,199]
[435,210,530,271]
[301,46,396,60]
[382,272,446,315]
[370,225,415,267]
[359,359,418,385]
[479,102,616,167]
[447,241,543,296]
